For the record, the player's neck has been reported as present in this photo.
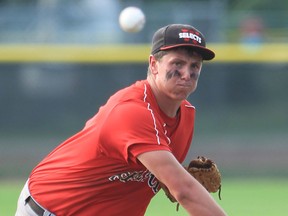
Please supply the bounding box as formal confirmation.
[157,96,181,118]
[147,78,181,118]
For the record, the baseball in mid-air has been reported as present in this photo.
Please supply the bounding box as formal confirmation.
[119,6,145,33]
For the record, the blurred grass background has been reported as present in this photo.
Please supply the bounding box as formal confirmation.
[2,178,288,215]
[1,0,288,215]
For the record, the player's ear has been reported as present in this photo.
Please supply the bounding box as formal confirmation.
[149,55,158,75]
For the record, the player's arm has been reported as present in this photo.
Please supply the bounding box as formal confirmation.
[137,150,227,216]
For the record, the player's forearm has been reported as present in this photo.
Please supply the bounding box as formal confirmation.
[174,179,227,216]
[179,197,227,216]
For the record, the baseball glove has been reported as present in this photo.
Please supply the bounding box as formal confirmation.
[160,156,222,211]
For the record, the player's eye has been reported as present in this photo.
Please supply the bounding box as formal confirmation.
[191,63,200,70]
[174,61,183,68]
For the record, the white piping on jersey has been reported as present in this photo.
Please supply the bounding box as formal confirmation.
[185,104,195,109]
[143,84,161,145]
[163,123,171,145]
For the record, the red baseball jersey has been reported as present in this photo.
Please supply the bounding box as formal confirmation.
[28,80,195,215]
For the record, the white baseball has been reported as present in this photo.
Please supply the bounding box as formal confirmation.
[119,7,145,33]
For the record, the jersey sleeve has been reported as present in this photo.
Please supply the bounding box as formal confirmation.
[99,101,171,164]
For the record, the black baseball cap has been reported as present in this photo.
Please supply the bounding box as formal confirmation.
[151,24,215,60]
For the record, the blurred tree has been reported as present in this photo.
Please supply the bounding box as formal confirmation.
[227,0,288,10]
[0,0,38,5]
[1,0,288,10]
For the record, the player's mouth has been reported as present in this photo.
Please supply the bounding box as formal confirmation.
[175,83,194,91]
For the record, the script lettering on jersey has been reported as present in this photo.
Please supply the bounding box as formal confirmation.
[147,173,159,193]
[109,169,160,194]
[108,169,151,182]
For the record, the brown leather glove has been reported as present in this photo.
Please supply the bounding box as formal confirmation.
[160,156,222,210]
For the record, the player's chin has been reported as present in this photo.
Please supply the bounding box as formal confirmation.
[173,90,194,100]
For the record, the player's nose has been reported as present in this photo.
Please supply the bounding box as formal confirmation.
[180,68,193,81]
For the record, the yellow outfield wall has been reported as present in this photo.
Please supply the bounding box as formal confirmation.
[0,43,287,63]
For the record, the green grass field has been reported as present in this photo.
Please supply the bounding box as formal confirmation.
[2,178,288,216]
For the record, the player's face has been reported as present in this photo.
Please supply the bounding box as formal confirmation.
[151,48,203,101]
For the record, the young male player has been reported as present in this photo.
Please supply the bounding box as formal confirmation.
[16,24,227,216]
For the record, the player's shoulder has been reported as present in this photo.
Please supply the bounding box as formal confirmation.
[109,82,151,116]
[111,80,147,102]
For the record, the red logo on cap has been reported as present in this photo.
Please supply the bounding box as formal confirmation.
[179,29,202,44]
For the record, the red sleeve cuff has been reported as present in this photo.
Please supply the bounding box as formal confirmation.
[128,143,171,164]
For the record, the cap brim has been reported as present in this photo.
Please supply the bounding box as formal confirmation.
[160,44,215,60]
